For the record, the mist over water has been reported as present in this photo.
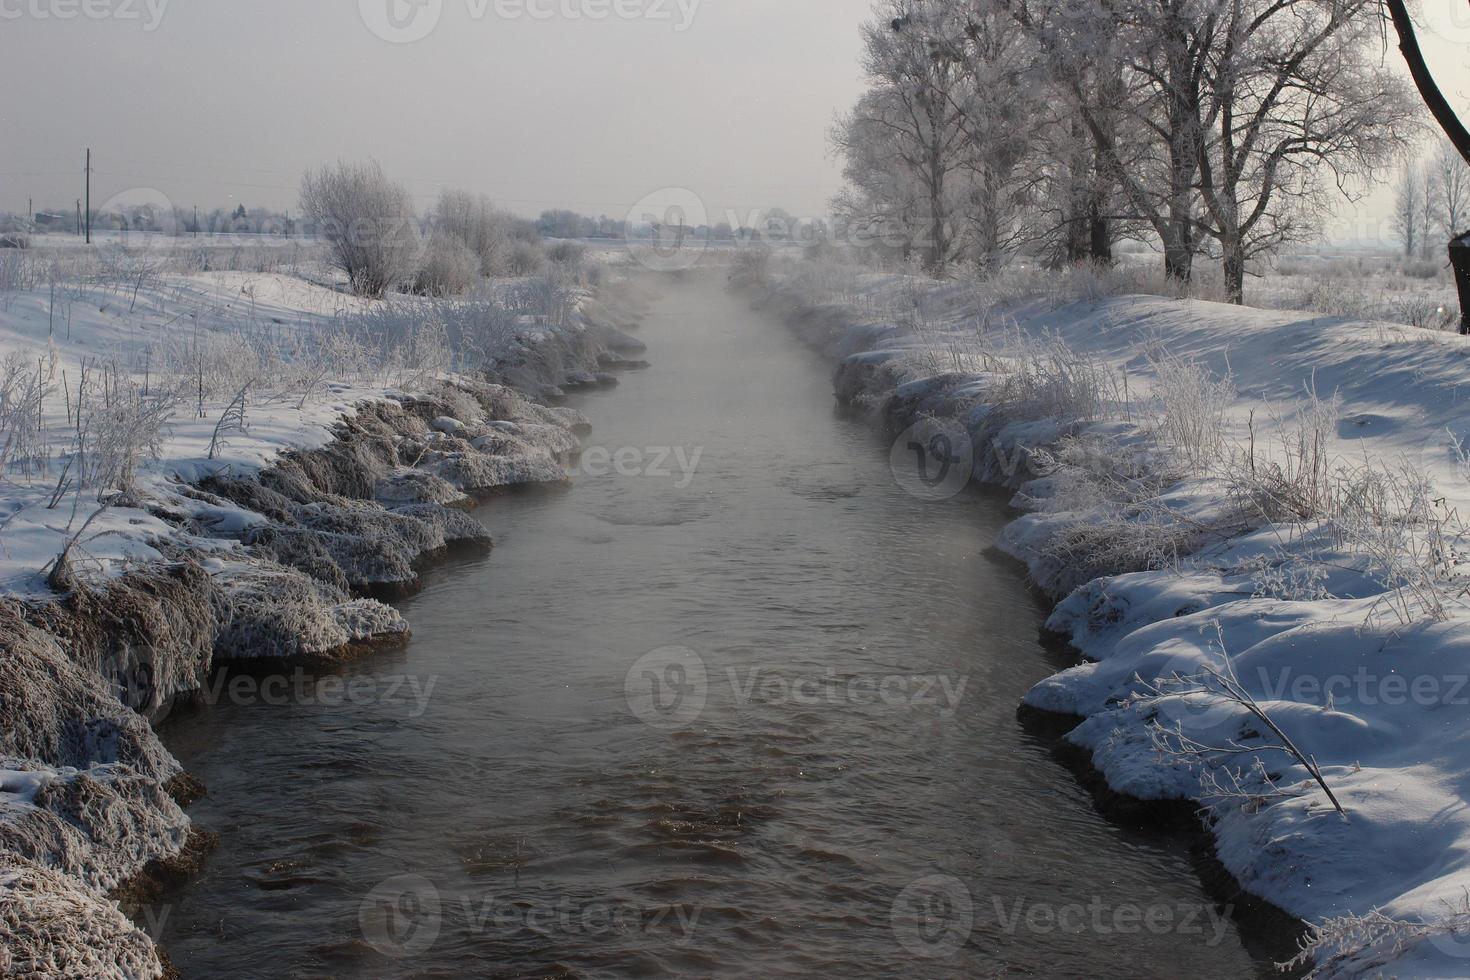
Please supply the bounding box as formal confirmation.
[155,273,1288,978]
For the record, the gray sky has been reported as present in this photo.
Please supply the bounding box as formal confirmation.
[3,0,1469,245]
[2,0,874,223]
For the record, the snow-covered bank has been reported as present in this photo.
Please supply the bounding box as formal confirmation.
[746,260,1470,978]
[0,262,650,978]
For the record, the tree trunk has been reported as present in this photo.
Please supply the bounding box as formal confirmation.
[1162,229,1194,282]
[1222,236,1245,305]
[1088,196,1111,265]
[1451,233,1470,335]
[927,180,948,276]
[1062,204,1088,265]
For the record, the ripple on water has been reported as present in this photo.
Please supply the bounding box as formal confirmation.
[593,496,714,527]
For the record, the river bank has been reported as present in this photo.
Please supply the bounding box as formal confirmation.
[0,265,652,978]
[742,257,1470,978]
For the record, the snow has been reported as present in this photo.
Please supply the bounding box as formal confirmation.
[0,256,623,976]
[0,269,405,597]
[759,263,1470,977]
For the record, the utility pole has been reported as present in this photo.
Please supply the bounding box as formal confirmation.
[193,205,199,237]
[76,199,81,236]
[84,148,92,244]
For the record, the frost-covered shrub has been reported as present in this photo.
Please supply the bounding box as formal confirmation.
[412,234,481,297]
[81,381,177,495]
[299,160,420,298]
[0,349,54,480]
[430,189,518,277]
[993,332,1116,423]
[1287,903,1470,980]
[506,241,546,276]
[0,251,26,292]
[546,241,585,266]
[1389,294,1457,330]
[1145,352,1235,475]
[1328,460,1467,625]
[1227,386,1341,522]
[728,247,772,288]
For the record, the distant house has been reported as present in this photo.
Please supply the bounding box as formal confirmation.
[34,212,68,229]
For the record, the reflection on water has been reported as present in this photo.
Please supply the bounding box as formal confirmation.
[157,273,1291,978]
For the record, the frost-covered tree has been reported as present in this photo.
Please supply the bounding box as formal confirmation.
[299,160,420,298]
[1429,141,1470,240]
[836,0,1412,296]
[1394,164,1423,258]
[849,0,974,274]
[1191,0,1416,301]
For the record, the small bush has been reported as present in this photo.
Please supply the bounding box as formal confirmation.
[1145,352,1235,475]
[430,190,522,277]
[0,233,31,249]
[299,160,419,298]
[1401,258,1443,280]
[546,241,585,265]
[729,248,772,287]
[412,235,480,297]
[506,241,546,277]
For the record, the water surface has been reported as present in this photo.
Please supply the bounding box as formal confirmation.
[159,272,1289,978]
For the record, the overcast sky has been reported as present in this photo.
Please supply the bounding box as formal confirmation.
[3,0,1470,247]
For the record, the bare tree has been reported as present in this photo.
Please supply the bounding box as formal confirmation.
[299,160,420,298]
[901,0,1049,272]
[1394,163,1423,258]
[1418,161,1439,258]
[1192,0,1416,302]
[1001,0,1205,278]
[1429,141,1470,239]
[851,0,974,274]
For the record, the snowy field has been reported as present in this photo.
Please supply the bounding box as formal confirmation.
[752,251,1470,978]
[0,238,628,595]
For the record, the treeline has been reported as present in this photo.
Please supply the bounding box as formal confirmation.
[1393,142,1470,260]
[300,161,559,298]
[834,0,1420,301]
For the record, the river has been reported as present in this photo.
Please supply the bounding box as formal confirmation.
[156,271,1291,978]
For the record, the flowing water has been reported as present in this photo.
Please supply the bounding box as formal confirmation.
[157,272,1293,978]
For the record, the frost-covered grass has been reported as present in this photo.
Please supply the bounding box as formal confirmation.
[758,251,1470,978]
[0,239,634,977]
[0,238,610,597]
